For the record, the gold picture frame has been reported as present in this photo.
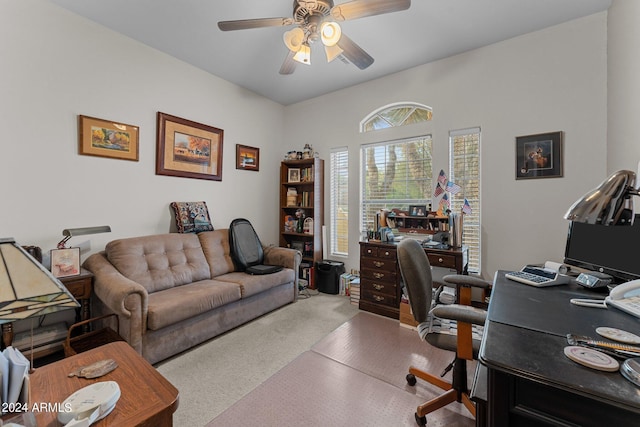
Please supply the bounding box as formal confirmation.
[79,115,139,161]
[156,112,224,181]
[50,248,81,278]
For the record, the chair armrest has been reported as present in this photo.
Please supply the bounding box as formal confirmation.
[83,252,149,353]
[432,304,487,326]
[442,274,492,290]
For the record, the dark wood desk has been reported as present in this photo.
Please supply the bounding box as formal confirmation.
[30,341,179,426]
[479,271,640,426]
[359,241,468,319]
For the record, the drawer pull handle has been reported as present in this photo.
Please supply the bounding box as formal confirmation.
[373,272,384,279]
[438,258,443,263]
[367,249,373,254]
[373,261,385,268]
[373,295,385,302]
[384,251,390,256]
[373,283,384,291]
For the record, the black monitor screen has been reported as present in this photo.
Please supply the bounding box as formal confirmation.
[564,215,640,283]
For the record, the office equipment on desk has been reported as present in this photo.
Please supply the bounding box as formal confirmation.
[569,298,607,308]
[505,266,569,287]
[576,272,612,289]
[566,333,640,358]
[621,358,640,387]
[604,279,640,318]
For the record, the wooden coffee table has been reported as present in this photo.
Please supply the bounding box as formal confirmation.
[29,341,179,426]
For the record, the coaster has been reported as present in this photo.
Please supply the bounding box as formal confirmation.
[596,327,640,344]
[564,346,619,372]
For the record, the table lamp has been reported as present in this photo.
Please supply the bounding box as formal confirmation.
[564,169,639,226]
[57,225,111,249]
[0,238,80,352]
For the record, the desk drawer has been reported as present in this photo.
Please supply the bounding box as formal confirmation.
[427,253,457,269]
[361,278,396,297]
[361,288,397,308]
[360,266,396,282]
[360,245,396,260]
[361,258,396,273]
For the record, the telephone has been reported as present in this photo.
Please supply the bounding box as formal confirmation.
[605,279,640,318]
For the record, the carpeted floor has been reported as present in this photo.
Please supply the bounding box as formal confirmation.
[206,310,475,426]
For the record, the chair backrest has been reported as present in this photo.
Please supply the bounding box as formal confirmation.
[397,239,433,324]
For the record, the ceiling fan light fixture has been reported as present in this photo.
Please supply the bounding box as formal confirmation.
[320,21,342,47]
[293,43,311,65]
[283,27,305,52]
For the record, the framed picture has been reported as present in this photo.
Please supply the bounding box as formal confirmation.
[50,248,81,278]
[409,205,427,217]
[236,144,260,171]
[156,112,224,181]
[288,168,301,183]
[516,131,563,179]
[78,115,139,161]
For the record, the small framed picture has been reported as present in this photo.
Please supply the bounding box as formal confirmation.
[288,168,301,183]
[236,144,259,171]
[79,115,139,161]
[50,248,81,278]
[516,131,563,179]
[409,205,427,217]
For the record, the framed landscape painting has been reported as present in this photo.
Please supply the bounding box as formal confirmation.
[156,112,224,181]
[79,115,139,161]
[236,144,260,171]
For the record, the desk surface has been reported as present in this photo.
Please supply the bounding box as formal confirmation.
[480,271,640,420]
[30,342,179,426]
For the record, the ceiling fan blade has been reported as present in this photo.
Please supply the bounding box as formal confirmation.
[337,33,374,70]
[331,0,410,21]
[218,17,294,31]
[280,50,297,75]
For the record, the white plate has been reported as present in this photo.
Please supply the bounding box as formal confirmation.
[564,346,619,372]
[596,327,640,344]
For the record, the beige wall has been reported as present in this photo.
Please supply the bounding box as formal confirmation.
[284,13,608,278]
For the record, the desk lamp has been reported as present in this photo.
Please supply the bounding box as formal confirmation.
[564,169,639,226]
[0,238,80,367]
[57,225,111,249]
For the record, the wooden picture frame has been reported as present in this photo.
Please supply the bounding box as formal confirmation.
[156,112,224,181]
[516,131,563,179]
[409,205,427,217]
[50,248,81,278]
[78,115,139,161]
[288,168,301,183]
[236,144,260,171]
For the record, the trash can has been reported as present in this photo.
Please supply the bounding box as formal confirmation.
[315,260,345,294]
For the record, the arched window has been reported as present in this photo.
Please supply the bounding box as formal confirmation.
[360,102,432,133]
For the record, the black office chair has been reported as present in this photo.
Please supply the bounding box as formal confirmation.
[397,238,491,426]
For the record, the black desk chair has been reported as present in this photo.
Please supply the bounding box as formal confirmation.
[397,238,491,426]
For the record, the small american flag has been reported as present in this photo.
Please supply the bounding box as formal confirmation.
[445,181,461,194]
[434,183,444,197]
[437,169,447,186]
[440,193,450,207]
[462,198,472,214]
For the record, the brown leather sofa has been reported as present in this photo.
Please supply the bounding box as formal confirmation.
[83,230,300,364]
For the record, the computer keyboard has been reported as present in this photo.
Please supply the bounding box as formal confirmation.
[505,266,568,287]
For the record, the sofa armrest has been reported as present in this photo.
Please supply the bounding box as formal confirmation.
[83,252,149,354]
[263,245,301,271]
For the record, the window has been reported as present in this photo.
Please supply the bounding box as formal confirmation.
[361,102,432,133]
[360,136,433,233]
[330,148,349,256]
[449,128,481,273]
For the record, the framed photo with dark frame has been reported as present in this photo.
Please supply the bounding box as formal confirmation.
[78,115,139,161]
[288,168,301,183]
[50,247,81,278]
[409,205,427,216]
[156,112,224,181]
[516,131,563,180]
[236,144,260,171]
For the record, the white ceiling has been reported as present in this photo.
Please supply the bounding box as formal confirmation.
[48,0,611,106]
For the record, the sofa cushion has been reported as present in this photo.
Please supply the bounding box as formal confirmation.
[105,234,211,294]
[147,279,241,330]
[198,230,236,277]
[215,269,295,299]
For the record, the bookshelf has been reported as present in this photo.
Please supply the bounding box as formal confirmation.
[279,158,324,287]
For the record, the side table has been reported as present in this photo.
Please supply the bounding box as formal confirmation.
[60,268,94,332]
[29,341,179,426]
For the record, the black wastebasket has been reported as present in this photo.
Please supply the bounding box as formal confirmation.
[315,260,345,294]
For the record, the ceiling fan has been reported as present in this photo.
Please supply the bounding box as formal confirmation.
[218,0,411,75]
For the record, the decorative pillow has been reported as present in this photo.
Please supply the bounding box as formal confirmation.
[171,201,214,233]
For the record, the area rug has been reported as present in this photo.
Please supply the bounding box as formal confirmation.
[206,312,475,426]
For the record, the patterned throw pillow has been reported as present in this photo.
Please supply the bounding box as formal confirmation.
[171,201,214,233]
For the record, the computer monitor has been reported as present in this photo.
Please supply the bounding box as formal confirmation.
[564,214,640,284]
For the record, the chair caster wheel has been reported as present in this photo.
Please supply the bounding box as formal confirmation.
[406,373,417,386]
[415,412,427,426]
